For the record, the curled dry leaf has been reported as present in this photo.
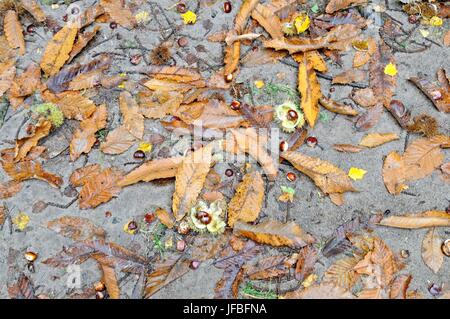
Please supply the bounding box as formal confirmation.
[223,40,241,77]
[410,72,449,113]
[224,128,278,181]
[325,0,367,14]
[298,54,321,127]
[40,25,78,76]
[386,99,411,129]
[332,69,366,85]
[14,120,51,162]
[389,275,412,299]
[0,180,23,199]
[319,97,358,116]
[68,26,101,63]
[100,125,135,155]
[119,91,144,139]
[155,208,175,229]
[78,167,123,209]
[98,263,120,299]
[4,11,25,56]
[70,105,107,161]
[281,151,357,203]
[100,0,136,29]
[333,144,365,153]
[378,210,450,229]
[42,90,96,121]
[250,3,283,39]
[227,171,264,227]
[295,245,318,282]
[233,219,314,248]
[359,133,399,148]
[172,144,214,221]
[118,156,184,187]
[47,216,106,241]
[421,228,443,274]
[234,0,260,34]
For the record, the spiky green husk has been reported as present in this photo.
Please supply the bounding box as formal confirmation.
[189,200,226,235]
[274,101,305,133]
[32,103,64,127]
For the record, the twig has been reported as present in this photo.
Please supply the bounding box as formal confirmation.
[317,73,368,89]
[46,197,78,209]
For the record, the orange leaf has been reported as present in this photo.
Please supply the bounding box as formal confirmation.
[298,54,321,127]
[422,227,443,273]
[4,11,25,55]
[100,125,135,155]
[99,0,136,29]
[42,90,96,121]
[119,91,144,139]
[14,120,51,162]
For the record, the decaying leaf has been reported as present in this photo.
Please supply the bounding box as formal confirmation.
[410,72,449,113]
[251,3,284,39]
[382,151,407,195]
[323,256,361,290]
[379,211,450,229]
[223,40,241,77]
[69,164,101,187]
[350,88,377,108]
[100,0,136,29]
[421,228,443,273]
[9,63,41,98]
[227,171,264,227]
[333,144,365,153]
[244,255,289,280]
[4,11,25,56]
[68,26,101,63]
[369,41,396,108]
[325,0,367,14]
[119,91,144,139]
[42,90,96,121]
[0,180,23,199]
[319,97,358,116]
[14,120,51,162]
[298,53,321,127]
[78,167,123,209]
[100,125,135,155]
[47,216,106,241]
[241,48,287,67]
[281,151,357,204]
[234,0,260,34]
[355,103,384,131]
[1,159,63,188]
[40,25,78,76]
[332,69,366,84]
[233,219,314,248]
[0,59,16,97]
[21,0,46,22]
[359,133,399,148]
[155,208,175,229]
[172,144,213,221]
[295,245,318,282]
[98,263,120,299]
[70,105,107,161]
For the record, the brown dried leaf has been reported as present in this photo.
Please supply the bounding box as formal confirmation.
[323,256,361,290]
[172,144,213,221]
[100,125,135,155]
[99,263,120,299]
[0,59,16,97]
[47,216,106,241]
[422,228,443,273]
[223,40,240,76]
[382,151,407,195]
[355,103,383,131]
[319,96,358,116]
[369,41,396,108]
[1,159,63,188]
[233,219,314,248]
[295,245,318,282]
[21,0,46,22]
[70,105,107,161]
[359,133,399,148]
[155,208,175,229]
[0,180,23,199]
[40,25,78,76]
[4,11,25,55]
[42,90,96,121]
[100,0,136,29]
[332,69,366,84]
[70,164,101,187]
[333,144,365,153]
[281,151,357,199]
[224,128,278,181]
[137,90,183,119]
[244,255,289,280]
[410,73,449,113]
[68,26,101,63]
[119,91,144,139]
[325,0,367,14]
[241,48,287,67]
[78,167,122,209]
[234,0,260,34]
[251,3,284,39]
[228,171,264,227]
[14,120,51,162]
[389,274,412,299]
[9,63,41,98]
[350,88,377,107]
[298,54,321,127]
[378,211,450,229]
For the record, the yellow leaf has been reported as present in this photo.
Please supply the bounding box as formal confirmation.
[430,16,443,27]
[138,142,153,153]
[294,13,310,34]
[348,167,367,181]
[13,212,30,231]
[254,80,265,89]
[135,11,150,24]
[384,63,397,77]
[302,274,318,288]
[181,11,197,24]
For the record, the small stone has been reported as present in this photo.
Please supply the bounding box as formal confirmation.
[176,240,186,252]
[189,260,200,270]
[400,249,410,258]
[177,37,188,47]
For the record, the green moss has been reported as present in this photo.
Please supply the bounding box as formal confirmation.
[32,103,64,127]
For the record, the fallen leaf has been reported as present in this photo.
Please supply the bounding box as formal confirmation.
[70,105,107,161]
[234,0,260,34]
[233,219,314,248]
[100,125,136,155]
[223,40,241,77]
[389,274,412,299]
[325,0,367,14]
[7,273,36,299]
[227,171,264,227]
[422,228,443,273]
[323,256,361,290]
[409,72,449,113]
[369,41,396,108]
[298,53,321,127]
[181,10,197,24]
[0,59,16,97]
[78,167,123,209]
[4,11,25,55]
[251,3,284,39]
[378,210,450,229]
[1,159,63,188]
[21,0,46,22]
[355,103,384,131]
[119,91,144,139]
[40,25,78,76]
[69,164,101,187]
[382,151,408,195]
[350,88,377,107]
[42,90,97,121]
[14,120,51,162]
[333,144,365,153]
[359,133,399,148]
[47,216,106,241]
[241,48,287,67]
[332,69,366,84]
[12,212,29,231]
[348,167,367,181]
[100,0,136,29]
[0,180,23,199]
[68,26,101,63]
[444,30,450,46]
[281,151,357,202]
[155,208,175,229]
[319,96,358,116]
[244,255,289,280]
[9,63,41,98]
[98,263,120,299]
[172,144,213,221]
[295,245,318,282]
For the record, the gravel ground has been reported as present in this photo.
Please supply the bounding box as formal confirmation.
[0,0,449,299]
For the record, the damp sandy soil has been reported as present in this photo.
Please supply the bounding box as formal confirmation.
[0,0,449,299]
